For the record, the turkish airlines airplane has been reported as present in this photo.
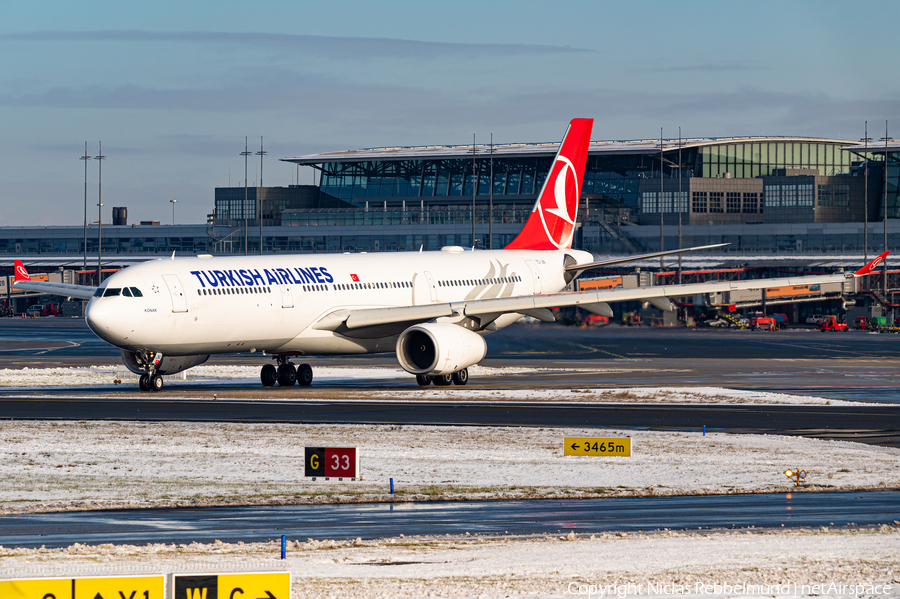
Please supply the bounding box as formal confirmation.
[13,119,889,391]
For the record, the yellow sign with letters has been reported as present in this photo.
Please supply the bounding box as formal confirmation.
[564,437,631,457]
[1,575,163,599]
[173,572,290,599]
[1,577,72,599]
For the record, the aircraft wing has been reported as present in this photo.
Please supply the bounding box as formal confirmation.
[315,252,888,336]
[11,279,98,300]
[11,259,97,300]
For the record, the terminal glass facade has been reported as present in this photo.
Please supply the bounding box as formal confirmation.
[317,140,852,214]
[698,141,851,178]
[881,151,900,219]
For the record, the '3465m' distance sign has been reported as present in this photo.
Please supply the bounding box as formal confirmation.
[304,447,359,477]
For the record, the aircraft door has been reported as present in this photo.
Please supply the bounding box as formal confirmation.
[412,272,433,305]
[280,284,294,308]
[525,260,543,294]
[161,274,188,313]
[423,271,437,302]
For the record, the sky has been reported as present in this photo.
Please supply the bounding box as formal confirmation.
[1,0,898,226]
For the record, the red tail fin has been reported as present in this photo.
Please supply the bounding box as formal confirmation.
[855,250,891,276]
[13,259,30,281]
[505,118,593,250]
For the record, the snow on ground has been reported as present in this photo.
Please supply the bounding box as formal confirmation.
[2,527,899,598]
[0,364,884,405]
[0,421,897,514]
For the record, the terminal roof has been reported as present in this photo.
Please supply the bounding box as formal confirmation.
[282,136,856,165]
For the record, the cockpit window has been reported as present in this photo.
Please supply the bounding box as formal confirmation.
[93,288,104,297]
[103,288,121,297]
[130,287,143,297]
[122,287,133,297]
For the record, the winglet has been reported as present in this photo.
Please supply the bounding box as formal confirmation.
[13,259,30,281]
[854,251,890,276]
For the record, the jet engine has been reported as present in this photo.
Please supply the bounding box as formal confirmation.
[121,350,209,376]
[396,323,487,376]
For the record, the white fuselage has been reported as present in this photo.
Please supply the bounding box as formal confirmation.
[84,248,592,357]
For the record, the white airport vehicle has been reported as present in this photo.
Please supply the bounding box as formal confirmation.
[12,119,890,391]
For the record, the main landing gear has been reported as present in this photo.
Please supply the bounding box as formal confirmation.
[261,356,313,387]
[416,368,468,387]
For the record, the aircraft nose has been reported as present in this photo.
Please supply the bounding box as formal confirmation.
[85,299,125,345]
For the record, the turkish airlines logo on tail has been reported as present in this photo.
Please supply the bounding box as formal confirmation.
[855,251,891,276]
[538,156,579,249]
[14,260,30,281]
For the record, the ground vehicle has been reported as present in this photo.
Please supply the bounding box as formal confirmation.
[582,314,609,327]
[0,299,13,318]
[40,303,61,316]
[24,303,60,317]
[805,315,826,325]
[771,313,788,328]
[749,313,776,331]
[819,316,849,332]
[854,316,870,329]
[867,316,889,331]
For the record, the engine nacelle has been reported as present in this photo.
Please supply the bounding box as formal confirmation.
[396,323,487,376]
[121,350,209,376]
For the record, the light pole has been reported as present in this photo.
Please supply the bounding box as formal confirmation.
[489,133,493,250]
[256,136,267,255]
[80,143,91,271]
[170,199,178,226]
[471,134,476,248]
[241,137,251,256]
[862,122,871,262]
[881,121,892,310]
[94,142,106,285]
[659,127,665,269]
[677,127,683,285]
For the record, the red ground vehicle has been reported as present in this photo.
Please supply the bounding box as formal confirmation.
[25,303,61,317]
[820,316,849,332]
[749,313,776,331]
[583,314,609,327]
[42,303,61,316]
[854,316,869,330]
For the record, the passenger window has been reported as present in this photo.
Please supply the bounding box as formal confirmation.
[122,287,133,297]
[104,288,121,297]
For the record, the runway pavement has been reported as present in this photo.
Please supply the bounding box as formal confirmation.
[1,491,897,548]
[1,397,898,445]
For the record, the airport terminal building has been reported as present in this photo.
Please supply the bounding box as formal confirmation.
[2,134,899,261]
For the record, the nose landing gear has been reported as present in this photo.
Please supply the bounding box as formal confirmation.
[135,350,164,392]
[138,373,164,392]
[261,356,314,387]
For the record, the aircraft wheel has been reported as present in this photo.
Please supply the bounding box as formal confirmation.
[260,364,277,387]
[451,368,468,386]
[297,363,313,386]
[277,364,297,386]
[433,373,453,386]
[138,374,150,392]
[415,374,431,386]
[149,374,164,392]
